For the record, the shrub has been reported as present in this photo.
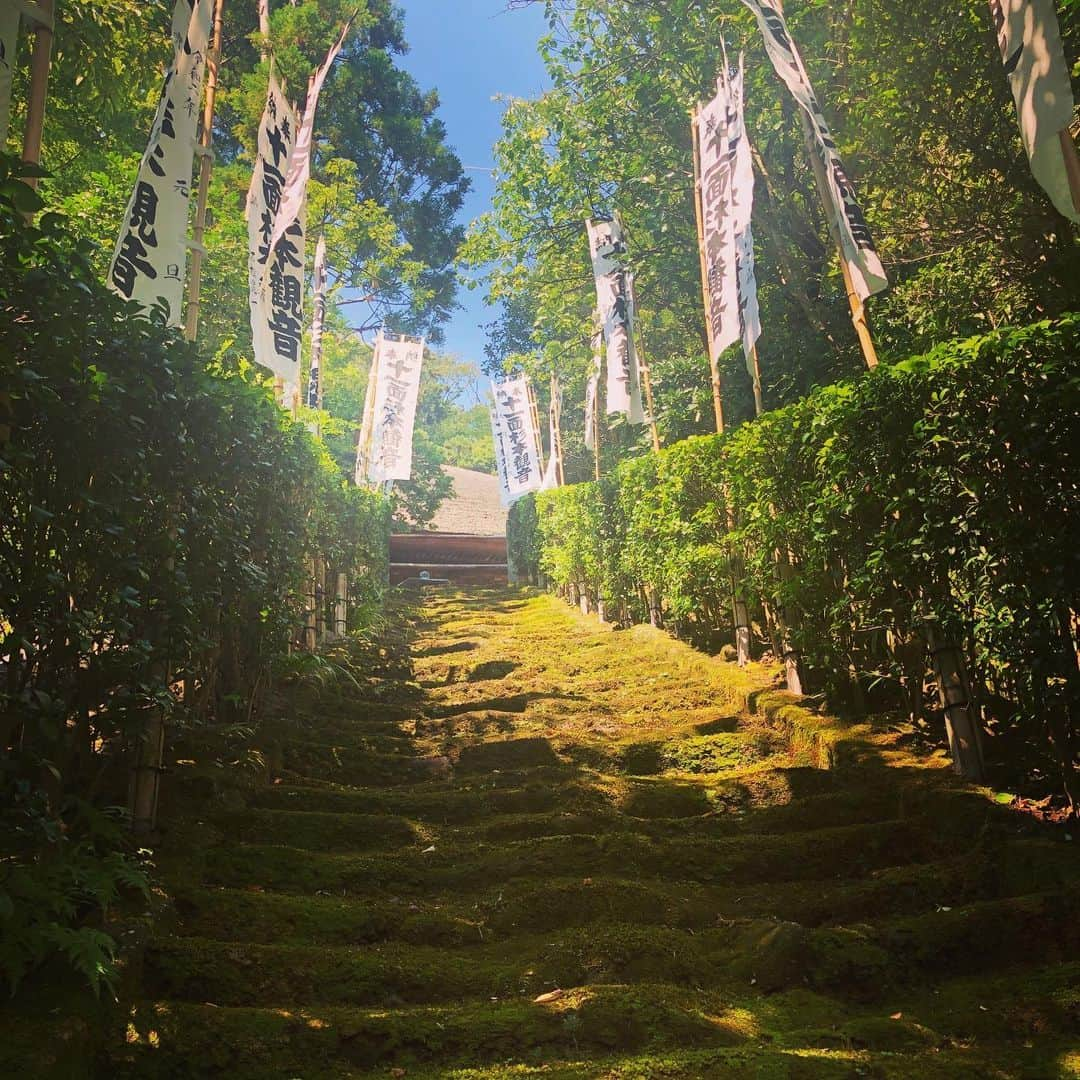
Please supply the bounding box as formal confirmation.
[524,316,1080,799]
[0,162,389,994]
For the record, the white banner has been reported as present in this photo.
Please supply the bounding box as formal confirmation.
[263,18,351,267]
[493,376,543,501]
[108,0,213,324]
[366,333,424,484]
[584,323,602,451]
[354,334,381,486]
[989,0,1079,222]
[697,85,740,357]
[0,5,19,148]
[586,218,645,424]
[305,232,328,409]
[247,71,303,384]
[729,57,762,373]
[489,401,512,508]
[740,0,887,299]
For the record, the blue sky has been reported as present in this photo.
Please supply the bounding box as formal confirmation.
[394,0,550,389]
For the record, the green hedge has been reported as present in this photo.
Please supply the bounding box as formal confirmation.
[516,317,1080,788]
[0,166,388,994]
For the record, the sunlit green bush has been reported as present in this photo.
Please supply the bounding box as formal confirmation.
[526,316,1080,791]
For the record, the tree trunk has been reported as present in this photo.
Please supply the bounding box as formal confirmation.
[927,624,985,781]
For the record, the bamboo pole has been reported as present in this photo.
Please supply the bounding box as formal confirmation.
[927,623,985,781]
[593,369,602,482]
[183,0,225,343]
[691,105,725,433]
[526,378,544,478]
[627,274,662,452]
[133,0,221,833]
[592,314,604,480]
[799,113,878,370]
[774,546,804,695]
[20,0,54,191]
[334,571,348,637]
[747,343,764,416]
[309,232,328,430]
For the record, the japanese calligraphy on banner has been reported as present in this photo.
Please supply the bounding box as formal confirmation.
[0,4,19,147]
[696,85,740,358]
[366,332,424,484]
[305,233,328,409]
[107,0,212,324]
[489,402,512,508]
[740,0,887,299]
[586,218,645,424]
[247,71,303,384]
[989,0,1079,222]
[492,376,543,504]
[584,323,602,451]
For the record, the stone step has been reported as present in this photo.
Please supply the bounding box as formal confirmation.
[108,984,757,1078]
[208,807,422,852]
[149,889,1080,1010]
[197,816,966,897]
[108,977,1074,1079]
[278,743,430,787]
[248,778,579,823]
[173,840,1079,950]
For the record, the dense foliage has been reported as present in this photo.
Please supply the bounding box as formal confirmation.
[469,0,1080,460]
[512,316,1080,802]
[0,169,388,995]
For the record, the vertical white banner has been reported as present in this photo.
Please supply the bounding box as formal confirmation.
[108,0,213,324]
[306,232,328,409]
[354,332,381,486]
[586,218,645,424]
[489,400,512,508]
[366,333,424,484]
[740,0,888,299]
[247,71,303,385]
[696,85,740,357]
[0,5,19,148]
[493,376,543,501]
[989,0,1079,222]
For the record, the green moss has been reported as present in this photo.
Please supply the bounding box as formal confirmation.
[280,742,425,787]
[454,737,562,772]
[214,807,420,851]
[91,588,1080,1080]
[658,732,774,775]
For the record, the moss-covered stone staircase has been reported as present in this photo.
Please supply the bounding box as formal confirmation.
[111,590,1080,1078]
